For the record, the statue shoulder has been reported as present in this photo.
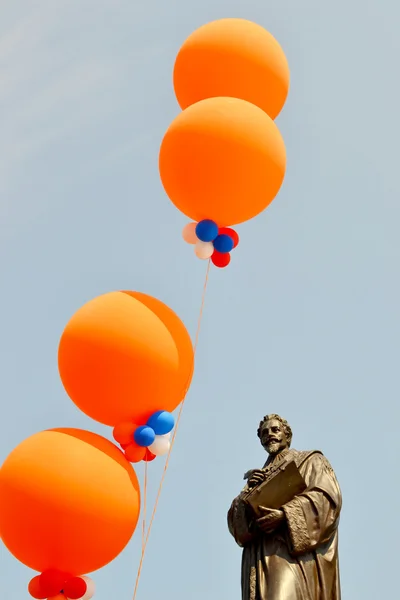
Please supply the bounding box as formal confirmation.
[289,449,336,475]
[288,448,323,467]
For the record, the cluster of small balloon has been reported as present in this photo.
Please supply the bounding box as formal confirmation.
[0,291,194,599]
[159,18,290,264]
[113,410,175,462]
[29,571,95,600]
[182,219,239,268]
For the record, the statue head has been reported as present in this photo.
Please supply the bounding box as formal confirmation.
[257,414,292,456]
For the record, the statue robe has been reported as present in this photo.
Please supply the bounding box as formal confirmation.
[227,449,341,600]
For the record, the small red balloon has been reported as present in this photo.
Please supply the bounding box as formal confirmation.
[144,449,156,462]
[64,577,87,600]
[28,576,47,599]
[113,421,136,445]
[218,227,239,248]
[39,570,69,597]
[211,251,231,268]
[125,442,146,463]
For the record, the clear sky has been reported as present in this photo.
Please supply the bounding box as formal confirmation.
[1,1,399,599]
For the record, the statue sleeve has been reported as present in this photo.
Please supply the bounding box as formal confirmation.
[227,490,257,548]
[282,453,342,556]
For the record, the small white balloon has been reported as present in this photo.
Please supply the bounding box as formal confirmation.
[195,240,214,259]
[182,222,198,244]
[149,435,171,456]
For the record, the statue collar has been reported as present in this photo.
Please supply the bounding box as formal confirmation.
[264,447,290,468]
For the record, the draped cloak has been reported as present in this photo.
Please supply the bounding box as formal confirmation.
[227,449,341,600]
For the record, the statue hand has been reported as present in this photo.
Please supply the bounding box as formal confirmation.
[256,507,285,533]
[247,470,265,488]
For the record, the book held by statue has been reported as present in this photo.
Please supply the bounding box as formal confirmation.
[244,460,307,517]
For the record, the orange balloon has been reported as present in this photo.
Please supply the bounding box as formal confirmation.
[0,429,140,574]
[173,19,290,120]
[159,97,286,226]
[58,291,194,426]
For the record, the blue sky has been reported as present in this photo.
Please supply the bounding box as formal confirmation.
[1,1,399,599]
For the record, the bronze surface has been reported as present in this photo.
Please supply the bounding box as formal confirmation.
[228,414,342,600]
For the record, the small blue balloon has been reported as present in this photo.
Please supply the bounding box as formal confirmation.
[195,219,219,242]
[134,425,156,447]
[213,234,234,254]
[147,410,175,435]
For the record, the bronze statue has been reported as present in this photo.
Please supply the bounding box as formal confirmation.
[228,414,341,600]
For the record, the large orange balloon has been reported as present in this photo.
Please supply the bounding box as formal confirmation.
[159,97,286,226]
[0,429,140,574]
[173,19,290,120]
[58,291,194,426]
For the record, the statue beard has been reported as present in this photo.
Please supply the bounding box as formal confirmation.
[266,441,283,455]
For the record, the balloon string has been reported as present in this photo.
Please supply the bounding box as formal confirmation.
[141,460,148,551]
[132,259,211,600]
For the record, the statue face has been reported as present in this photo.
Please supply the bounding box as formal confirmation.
[260,418,288,455]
